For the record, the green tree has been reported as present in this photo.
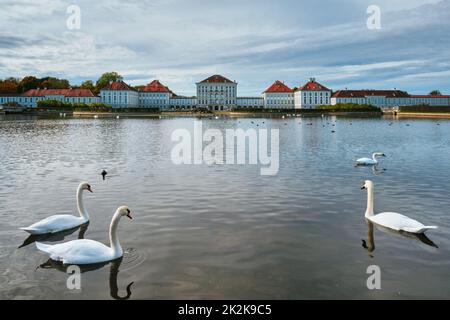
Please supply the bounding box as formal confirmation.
[429,90,442,96]
[95,72,123,93]
[81,80,95,91]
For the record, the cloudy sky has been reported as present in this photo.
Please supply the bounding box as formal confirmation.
[0,0,449,95]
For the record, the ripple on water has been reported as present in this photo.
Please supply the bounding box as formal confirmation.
[120,248,147,272]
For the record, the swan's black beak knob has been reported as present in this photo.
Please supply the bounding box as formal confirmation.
[126,209,133,220]
[361,185,366,190]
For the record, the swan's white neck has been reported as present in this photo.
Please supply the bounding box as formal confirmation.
[109,210,123,258]
[77,186,89,221]
[372,153,379,163]
[365,184,374,217]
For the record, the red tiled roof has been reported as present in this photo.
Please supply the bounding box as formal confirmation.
[332,90,410,98]
[263,81,293,93]
[297,79,331,92]
[65,88,96,97]
[21,88,96,97]
[101,81,136,91]
[199,75,235,84]
[140,80,171,93]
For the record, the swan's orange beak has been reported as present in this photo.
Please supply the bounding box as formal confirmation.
[87,185,93,193]
[126,212,133,219]
[361,184,366,190]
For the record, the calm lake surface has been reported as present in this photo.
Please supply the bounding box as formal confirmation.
[1,114,450,299]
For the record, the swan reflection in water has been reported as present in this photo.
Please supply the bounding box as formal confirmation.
[19,222,89,248]
[355,164,387,176]
[362,220,438,256]
[38,257,134,300]
[371,165,387,175]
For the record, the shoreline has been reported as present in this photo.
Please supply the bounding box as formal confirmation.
[73,112,160,118]
[396,112,450,119]
[4,110,450,120]
[72,110,383,118]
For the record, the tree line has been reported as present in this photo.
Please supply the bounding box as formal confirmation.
[0,72,125,95]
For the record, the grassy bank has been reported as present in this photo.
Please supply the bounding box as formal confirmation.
[399,105,450,113]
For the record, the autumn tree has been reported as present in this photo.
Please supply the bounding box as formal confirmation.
[39,77,70,89]
[16,76,70,92]
[17,76,40,93]
[0,77,19,93]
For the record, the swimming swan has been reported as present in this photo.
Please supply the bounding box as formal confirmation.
[356,152,386,166]
[20,182,93,235]
[362,180,437,234]
[36,206,132,265]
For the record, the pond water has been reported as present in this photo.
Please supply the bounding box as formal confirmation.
[1,114,450,299]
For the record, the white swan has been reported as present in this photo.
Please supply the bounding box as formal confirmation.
[20,182,93,235]
[362,180,437,234]
[36,206,132,265]
[356,152,386,166]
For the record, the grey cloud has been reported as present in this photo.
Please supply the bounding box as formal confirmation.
[0,0,448,95]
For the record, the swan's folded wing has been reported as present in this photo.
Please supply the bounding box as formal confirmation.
[52,240,112,265]
[356,158,373,164]
[373,212,437,234]
[22,215,83,234]
[36,242,54,254]
[20,226,43,235]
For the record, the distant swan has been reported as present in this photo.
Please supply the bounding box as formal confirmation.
[36,206,133,265]
[362,180,437,234]
[356,152,386,166]
[20,182,93,235]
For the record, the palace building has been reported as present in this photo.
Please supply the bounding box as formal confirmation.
[2,74,450,110]
[263,81,295,109]
[0,88,100,108]
[100,81,138,108]
[294,78,332,109]
[196,75,237,111]
[331,90,450,108]
[138,80,172,109]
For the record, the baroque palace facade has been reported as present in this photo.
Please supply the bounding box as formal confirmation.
[1,74,450,110]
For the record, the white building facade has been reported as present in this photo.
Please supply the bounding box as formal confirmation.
[138,80,172,109]
[100,81,139,108]
[294,78,332,109]
[169,96,197,110]
[262,81,295,109]
[331,90,450,108]
[237,97,265,109]
[196,75,237,111]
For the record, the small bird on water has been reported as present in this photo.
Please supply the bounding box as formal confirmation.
[101,170,108,180]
